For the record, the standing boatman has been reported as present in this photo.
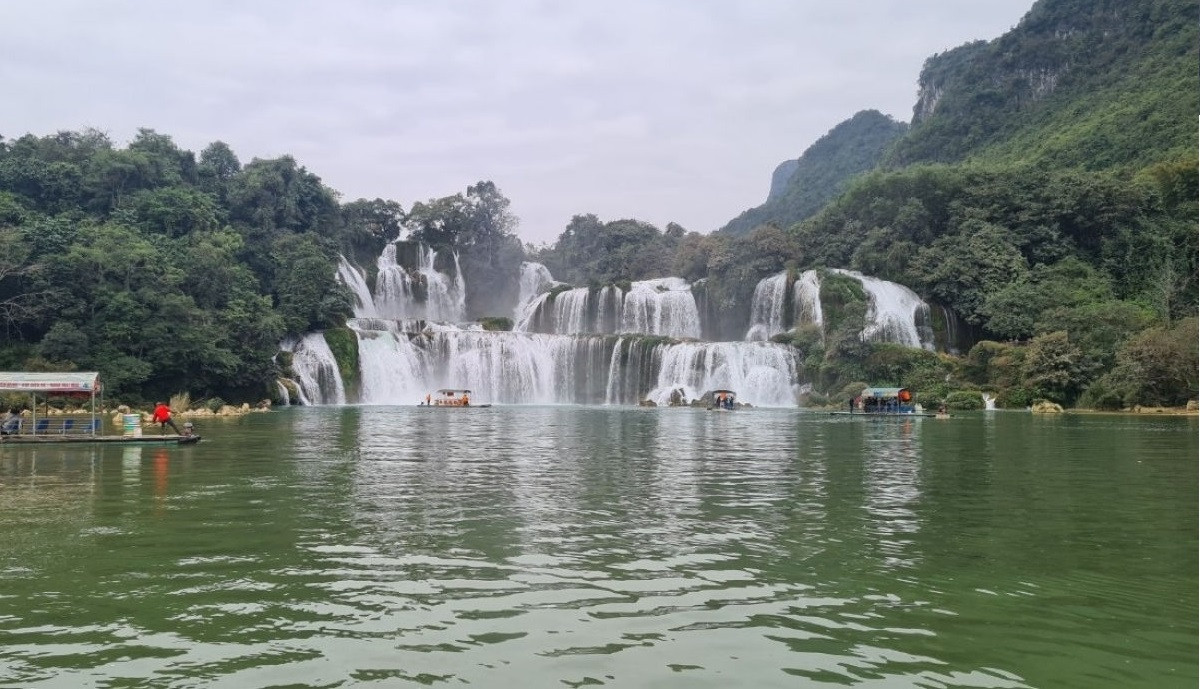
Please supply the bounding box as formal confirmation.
[152,401,182,435]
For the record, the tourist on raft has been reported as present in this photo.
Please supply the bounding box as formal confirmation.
[152,402,182,435]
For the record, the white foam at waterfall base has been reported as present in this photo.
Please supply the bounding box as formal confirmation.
[831,269,933,350]
[355,325,428,405]
[284,333,346,405]
[745,272,788,341]
[353,324,616,405]
[646,342,800,408]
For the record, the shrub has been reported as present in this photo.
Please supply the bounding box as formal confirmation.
[944,390,984,410]
[479,316,513,332]
[322,328,360,386]
[995,386,1036,409]
[1077,379,1125,411]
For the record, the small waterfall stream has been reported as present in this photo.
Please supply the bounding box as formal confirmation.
[745,273,788,341]
[282,333,346,405]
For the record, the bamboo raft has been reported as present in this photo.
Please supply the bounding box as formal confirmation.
[1,434,201,445]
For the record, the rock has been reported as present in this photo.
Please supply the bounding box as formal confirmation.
[639,399,657,407]
[1031,400,1064,414]
[1188,400,1198,411]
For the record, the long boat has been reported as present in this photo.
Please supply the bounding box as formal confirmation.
[828,387,947,418]
[418,389,492,408]
[707,389,738,411]
[1,434,201,445]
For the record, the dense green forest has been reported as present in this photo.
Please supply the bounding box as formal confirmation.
[0,0,1195,410]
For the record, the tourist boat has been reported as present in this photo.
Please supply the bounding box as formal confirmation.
[0,371,203,444]
[834,387,941,417]
[419,389,491,408]
[707,389,737,411]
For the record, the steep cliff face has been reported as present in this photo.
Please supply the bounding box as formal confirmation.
[718,110,907,237]
[887,0,1198,168]
[766,160,801,203]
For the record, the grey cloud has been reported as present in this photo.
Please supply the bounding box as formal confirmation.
[1,0,1032,243]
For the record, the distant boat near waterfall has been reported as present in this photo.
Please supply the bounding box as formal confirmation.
[706,389,738,411]
[419,389,491,408]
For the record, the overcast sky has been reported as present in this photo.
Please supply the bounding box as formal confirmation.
[2,0,1033,245]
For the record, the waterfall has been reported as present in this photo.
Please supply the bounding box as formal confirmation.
[983,393,996,411]
[370,242,465,322]
[619,277,701,338]
[336,256,377,318]
[646,342,800,408]
[275,379,291,406]
[515,262,557,314]
[831,269,934,349]
[745,272,788,341]
[422,245,466,322]
[793,270,824,331]
[298,238,960,408]
[353,324,626,405]
[516,277,701,338]
[283,333,346,405]
[347,318,798,407]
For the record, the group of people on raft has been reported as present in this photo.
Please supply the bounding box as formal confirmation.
[421,391,471,407]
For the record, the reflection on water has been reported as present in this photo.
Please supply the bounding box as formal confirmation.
[0,409,1195,688]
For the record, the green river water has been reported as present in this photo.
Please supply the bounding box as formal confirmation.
[0,407,1195,688]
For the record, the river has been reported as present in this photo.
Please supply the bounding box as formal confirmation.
[0,407,1195,688]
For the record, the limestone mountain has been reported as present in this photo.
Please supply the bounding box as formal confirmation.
[717,110,907,237]
[885,0,1198,170]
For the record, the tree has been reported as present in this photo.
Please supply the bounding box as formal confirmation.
[1021,330,1085,403]
[0,227,53,334]
[1104,318,1198,406]
[271,234,351,333]
[912,219,1028,325]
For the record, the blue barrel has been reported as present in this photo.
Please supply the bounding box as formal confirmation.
[122,414,140,437]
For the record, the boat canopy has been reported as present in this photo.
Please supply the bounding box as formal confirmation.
[861,387,913,402]
[0,371,102,436]
[0,371,101,392]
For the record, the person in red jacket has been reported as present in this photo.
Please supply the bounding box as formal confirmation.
[152,402,181,435]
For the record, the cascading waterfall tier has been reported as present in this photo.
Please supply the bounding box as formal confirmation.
[280,333,346,405]
[745,273,789,341]
[371,241,466,322]
[745,269,934,350]
[516,277,701,338]
[514,262,559,318]
[348,321,800,407]
[301,253,804,407]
